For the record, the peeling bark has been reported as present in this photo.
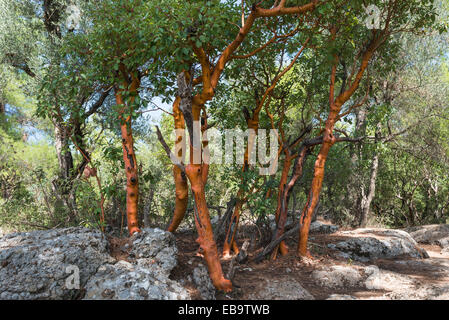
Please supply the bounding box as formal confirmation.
[116,70,141,236]
[167,97,189,232]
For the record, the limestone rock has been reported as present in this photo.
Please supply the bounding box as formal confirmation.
[328,228,428,262]
[192,263,216,300]
[326,294,357,300]
[310,221,339,234]
[0,227,190,300]
[248,278,314,300]
[83,228,190,300]
[128,228,178,276]
[83,260,189,300]
[405,225,449,247]
[0,227,113,300]
[312,265,364,289]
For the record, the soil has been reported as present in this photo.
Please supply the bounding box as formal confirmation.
[169,225,449,300]
[107,222,449,300]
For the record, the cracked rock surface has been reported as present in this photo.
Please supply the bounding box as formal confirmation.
[0,227,189,300]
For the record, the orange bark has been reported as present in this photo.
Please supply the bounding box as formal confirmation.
[116,70,141,236]
[271,152,294,259]
[186,164,232,292]
[297,34,379,256]
[298,133,335,256]
[177,97,232,292]
[167,97,189,232]
[222,116,259,258]
[178,1,317,290]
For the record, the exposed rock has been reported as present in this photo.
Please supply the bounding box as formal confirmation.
[0,227,113,300]
[379,283,449,300]
[437,237,449,248]
[128,228,178,276]
[83,260,189,300]
[328,228,428,262]
[192,263,216,300]
[0,227,190,300]
[83,228,190,300]
[405,225,449,247]
[312,265,364,289]
[326,294,357,300]
[310,221,339,234]
[248,278,314,300]
[364,265,415,291]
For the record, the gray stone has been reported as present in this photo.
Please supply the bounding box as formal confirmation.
[192,263,216,300]
[0,227,113,300]
[248,278,314,300]
[83,260,189,300]
[310,221,339,234]
[405,224,449,247]
[436,237,449,248]
[312,265,364,289]
[363,266,415,291]
[0,227,190,300]
[326,294,357,300]
[328,228,428,262]
[83,228,190,300]
[129,228,178,276]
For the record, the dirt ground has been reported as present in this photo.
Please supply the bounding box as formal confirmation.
[107,222,449,300]
[169,227,449,300]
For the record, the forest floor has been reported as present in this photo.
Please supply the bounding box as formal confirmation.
[169,221,449,300]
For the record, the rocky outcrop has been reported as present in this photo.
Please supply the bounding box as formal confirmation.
[326,294,357,300]
[84,228,189,300]
[327,228,428,262]
[405,224,449,248]
[0,227,190,300]
[83,259,189,300]
[0,227,113,299]
[314,263,449,300]
[312,265,365,289]
[310,220,339,234]
[248,278,315,300]
[192,264,216,300]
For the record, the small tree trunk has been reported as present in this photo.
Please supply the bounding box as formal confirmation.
[54,121,74,182]
[186,164,232,292]
[222,200,243,257]
[167,97,189,232]
[272,146,309,259]
[143,188,154,228]
[271,153,293,258]
[116,73,141,236]
[359,128,380,228]
[222,116,259,257]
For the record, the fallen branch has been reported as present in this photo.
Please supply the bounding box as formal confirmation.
[253,223,300,262]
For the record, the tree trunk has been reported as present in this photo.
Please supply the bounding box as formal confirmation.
[167,97,189,232]
[272,146,309,259]
[54,120,74,182]
[186,163,232,292]
[116,73,141,236]
[270,152,293,258]
[52,119,78,220]
[143,188,154,228]
[176,71,232,292]
[359,123,381,227]
[348,107,367,224]
[298,134,334,256]
[222,114,260,257]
